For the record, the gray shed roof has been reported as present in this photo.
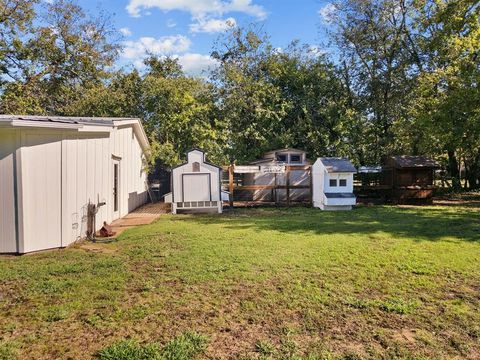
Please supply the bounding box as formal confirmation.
[319,157,356,173]
[390,156,440,169]
[0,115,136,126]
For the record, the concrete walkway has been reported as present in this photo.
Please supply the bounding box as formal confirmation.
[77,202,168,253]
[108,202,169,237]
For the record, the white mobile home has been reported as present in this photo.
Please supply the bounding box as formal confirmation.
[164,149,224,214]
[0,115,149,254]
[312,157,356,210]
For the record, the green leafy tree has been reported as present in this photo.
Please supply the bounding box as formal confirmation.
[328,0,419,164]
[212,27,355,163]
[408,0,480,188]
[0,0,119,114]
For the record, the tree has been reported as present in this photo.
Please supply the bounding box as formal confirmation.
[328,0,419,164]
[141,56,227,167]
[212,28,354,163]
[0,0,119,114]
[408,0,480,188]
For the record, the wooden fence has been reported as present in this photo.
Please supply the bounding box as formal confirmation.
[224,164,312,207]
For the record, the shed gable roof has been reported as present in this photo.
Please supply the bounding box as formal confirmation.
[172,148,221,170]
[319,157,356,173]
[0,115,149,151]
[390,156,440,169]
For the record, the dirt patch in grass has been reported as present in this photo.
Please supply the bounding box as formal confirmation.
[77,242,118,254]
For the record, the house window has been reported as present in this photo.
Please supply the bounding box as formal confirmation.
[277,154,287,162]
[290,154,301,163]
[329,179,337,187]
[192,162,200,172]
[339,179,347,187]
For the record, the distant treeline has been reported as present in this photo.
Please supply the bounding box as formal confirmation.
[0,0,479,189]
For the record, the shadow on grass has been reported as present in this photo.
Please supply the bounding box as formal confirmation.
[175,205,480,242]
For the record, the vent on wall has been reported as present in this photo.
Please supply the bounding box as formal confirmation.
[176,201,218,208]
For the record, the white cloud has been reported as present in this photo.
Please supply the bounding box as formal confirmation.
[119,27,132,36]
[121,35,216,77]
[166,18,177,28]
[308,45,326,57]
[190,17,236,33]
[126,0,266,20]
[318,3,337,24]
[176,53,219,77]
[122,35,192,59]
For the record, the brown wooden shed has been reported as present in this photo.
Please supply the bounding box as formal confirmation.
[382,156,440,204]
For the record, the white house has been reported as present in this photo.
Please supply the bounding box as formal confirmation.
[312,157,356,210]
[164,149,226,214]
[0,115,150,254]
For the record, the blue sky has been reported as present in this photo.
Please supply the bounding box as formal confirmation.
[75,0,334,76]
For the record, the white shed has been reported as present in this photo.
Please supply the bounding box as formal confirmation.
[164,149,224,214]
[0,115,150,254]
[312,157,357,210]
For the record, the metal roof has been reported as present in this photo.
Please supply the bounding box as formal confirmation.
[0,115,135,126]
[0,115,150,151]
[390,156,440,168]
[319,157,356,173]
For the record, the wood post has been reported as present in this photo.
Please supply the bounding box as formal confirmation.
[274,173,277,204]
[228,164,234,208]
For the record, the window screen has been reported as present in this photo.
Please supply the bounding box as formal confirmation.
[329,179,337,187]
[339,179,347,187]
[290,154,301,163]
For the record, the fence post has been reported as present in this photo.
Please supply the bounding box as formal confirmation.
[228,164,234,208]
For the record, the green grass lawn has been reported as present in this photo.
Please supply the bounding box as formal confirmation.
[1,205,479,359]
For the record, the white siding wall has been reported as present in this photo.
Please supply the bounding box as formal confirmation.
[172,150,221,203]
[311,160,324,208]
[0,130,18,252]
[5,124,148,253]
[323,173,354,193]
[61,134,113,247]
[20,131,63,252]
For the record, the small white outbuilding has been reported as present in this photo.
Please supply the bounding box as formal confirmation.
[0,115,150,253]
[164,149,226,214]
[312,157,357,210]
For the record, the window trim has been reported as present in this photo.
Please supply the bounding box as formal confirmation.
[329,178,337,187]
[339,178,347,187]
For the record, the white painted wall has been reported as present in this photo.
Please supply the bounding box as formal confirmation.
[323,173,354,193]
[312,158,356,210]
[171,150,221,203]
[0,130,18,253]
[170,150,222,214]
[0,122,148,253]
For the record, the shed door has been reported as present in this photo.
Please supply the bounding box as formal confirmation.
[182,174,210,202]
[112,159,120,220]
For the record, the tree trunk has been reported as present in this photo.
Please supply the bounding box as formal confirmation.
[447,150,461,189]
[464,154,480,190]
